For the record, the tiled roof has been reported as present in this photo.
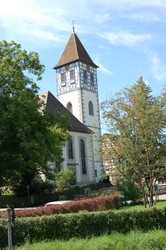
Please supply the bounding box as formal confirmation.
[54,32,98,69]
[39,91,92,134]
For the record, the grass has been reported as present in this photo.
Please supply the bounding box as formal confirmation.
[118,200,166,211]
[12,230,166,250]
[1,199,166,249]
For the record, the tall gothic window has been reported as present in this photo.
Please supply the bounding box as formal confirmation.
[89,101,94,116]
[68,139,74,159]
[67,102,73,113]
[80,139,86,174]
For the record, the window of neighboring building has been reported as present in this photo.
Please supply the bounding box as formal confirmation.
[83,70,87,83]
[80,139,87,174]
[67,102,73,113]
[90,72,94,85]
[61,72,66,86]
[68,139,74,159]
[89,101,94,116]
[70,70,75,83]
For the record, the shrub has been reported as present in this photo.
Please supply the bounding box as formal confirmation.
[116,181,142,204]
[0,207,166,249]
[11,194,119,218]
[0,194,28,208]
[55,169,76,191]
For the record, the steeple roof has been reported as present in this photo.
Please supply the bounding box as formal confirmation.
[54,32,98,69]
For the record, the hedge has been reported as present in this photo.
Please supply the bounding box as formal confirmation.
[0,207,166,249]
[0,194,119,218]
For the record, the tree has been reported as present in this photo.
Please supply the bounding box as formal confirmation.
[55,169,76,191]
[116,180,142,204]
[0,40,70,192]
[101,77,166,207]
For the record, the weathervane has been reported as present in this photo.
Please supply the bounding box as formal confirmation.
[72,18,75,33]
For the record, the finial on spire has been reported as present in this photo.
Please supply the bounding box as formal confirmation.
[72,18,75,33]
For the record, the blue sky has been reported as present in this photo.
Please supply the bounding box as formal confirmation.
[0,0,166,103]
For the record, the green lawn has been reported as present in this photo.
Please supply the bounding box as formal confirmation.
[119,200,166,211]
[13,230,166,250]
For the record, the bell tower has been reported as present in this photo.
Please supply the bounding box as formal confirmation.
[54,30,102,182]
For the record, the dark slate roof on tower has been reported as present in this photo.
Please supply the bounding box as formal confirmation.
[39,91,92,134]
[54,32,98,69]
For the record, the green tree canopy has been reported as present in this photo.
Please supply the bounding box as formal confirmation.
[101,77,166,207]
[0,40,70,191]
[55,169,76,191]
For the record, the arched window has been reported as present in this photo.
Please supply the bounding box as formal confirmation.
[68,139,73,159]
[89,101,94,116]
[80,139,86,174]
[67,102,73,113]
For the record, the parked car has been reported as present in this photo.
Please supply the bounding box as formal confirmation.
[45,200,73,207]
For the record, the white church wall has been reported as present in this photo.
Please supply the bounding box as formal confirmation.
[61,131,96,185]
[81,89,100,128]
[58,90,83,123]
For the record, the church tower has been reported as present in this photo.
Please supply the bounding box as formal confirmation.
[54,30,103,182]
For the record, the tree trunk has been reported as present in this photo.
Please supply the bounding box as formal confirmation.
[148,186,154,207]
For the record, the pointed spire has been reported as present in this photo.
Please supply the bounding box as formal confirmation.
[54,32,98,69]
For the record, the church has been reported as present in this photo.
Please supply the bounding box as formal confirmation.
[40,30,103,185]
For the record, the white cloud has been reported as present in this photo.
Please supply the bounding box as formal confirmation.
[93,54,112,75]
[101,0,166,9]
[0,0,43,21]
[0,0,165,45]
[144,49,166,82]
[151,55,166,81]
[96,62,112,75]
[94,13,112,24]
[125,12,160,23]
[101,31,152,47]
[132,0,166,9]
[91,0,166,25]
[0,0,71,43]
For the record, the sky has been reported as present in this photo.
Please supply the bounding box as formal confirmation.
[0,0,166,103]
